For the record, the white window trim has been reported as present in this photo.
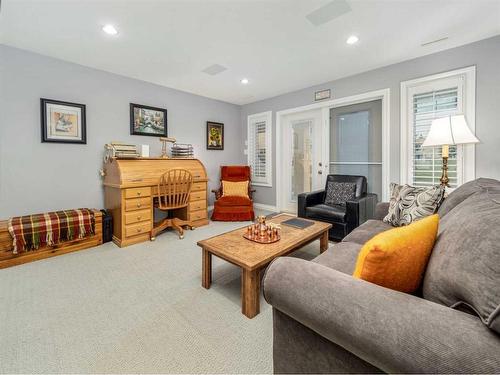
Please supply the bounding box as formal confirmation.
[400,66,476,187]
[247,111,273,187]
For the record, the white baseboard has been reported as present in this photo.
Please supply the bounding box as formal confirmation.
[254,203,278,212]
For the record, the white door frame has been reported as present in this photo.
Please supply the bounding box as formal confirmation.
[275,88,391,212]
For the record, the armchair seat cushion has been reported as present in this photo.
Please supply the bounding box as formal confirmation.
[215,195,252,207]
[306,204,346,223]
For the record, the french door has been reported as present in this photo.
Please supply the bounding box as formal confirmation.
[280,109,326,213]
[329,100,383,200]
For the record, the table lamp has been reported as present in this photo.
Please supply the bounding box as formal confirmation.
[422,114,479,187]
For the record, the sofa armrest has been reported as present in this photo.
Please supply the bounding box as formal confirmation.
[297,189,325,218]
[374,202,390,220]
[345,193,377,227]
[263,257,500,374]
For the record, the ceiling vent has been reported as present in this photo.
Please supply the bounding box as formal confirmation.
[421,37,449,47]
[202,64,227,76]
[306,0,352,27]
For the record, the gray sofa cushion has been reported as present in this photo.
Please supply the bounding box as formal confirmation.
[342,219,393,244]
[423,188,500,334]
[438,178,500,217]
[313,242,362,274]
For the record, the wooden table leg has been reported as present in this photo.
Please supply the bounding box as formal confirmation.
[320,230,329,253]
[202,248,212,289]
[241,268,260,318]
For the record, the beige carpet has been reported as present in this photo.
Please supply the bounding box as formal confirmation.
[0,212,322,374]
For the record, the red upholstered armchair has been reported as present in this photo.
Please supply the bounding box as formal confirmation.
[211,166,256,221]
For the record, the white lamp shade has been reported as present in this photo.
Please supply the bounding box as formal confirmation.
[422,114,479,147]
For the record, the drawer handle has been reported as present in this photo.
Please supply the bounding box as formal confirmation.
[137,203,141,208]
[137,216,141,220]
[137,228,142,233]
[137,191,142,196]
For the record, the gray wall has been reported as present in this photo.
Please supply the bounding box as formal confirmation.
[0,45,244,217]
[241,35,500,207]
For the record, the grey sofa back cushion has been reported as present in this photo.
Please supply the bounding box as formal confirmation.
[437,178,498,217]
[423,186,500,334]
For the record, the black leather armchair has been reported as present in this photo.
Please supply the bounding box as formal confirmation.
[298,175,377,241]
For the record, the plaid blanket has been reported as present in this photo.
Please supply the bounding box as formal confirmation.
[8,208,95,254]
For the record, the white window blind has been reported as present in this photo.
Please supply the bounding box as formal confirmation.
[248,112,272,186]
[401,66,476,189]
[412,87,459,187]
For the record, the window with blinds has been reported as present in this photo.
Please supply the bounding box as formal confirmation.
[412,87,459,187]
[248,112,272,186]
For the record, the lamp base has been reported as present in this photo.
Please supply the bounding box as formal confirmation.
[440,156,450,187]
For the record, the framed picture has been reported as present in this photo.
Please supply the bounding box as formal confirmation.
[41,98,86,144]
[206,121,224,150]
[130,103,168,137]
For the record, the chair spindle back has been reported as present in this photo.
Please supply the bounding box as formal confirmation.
[157,168,193,210]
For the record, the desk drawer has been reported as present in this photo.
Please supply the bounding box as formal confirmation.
[125,197,151,211]
[125,187,151,199]
[190,209,207,221]
[190,190,206,201]
[191,169,205,180]
[125,221,151,238]
[124,209,151,225]
[191,182,206,192]
[189,199,206,211]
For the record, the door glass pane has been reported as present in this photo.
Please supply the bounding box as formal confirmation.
[291,119,313,202]
[330,100,382,200]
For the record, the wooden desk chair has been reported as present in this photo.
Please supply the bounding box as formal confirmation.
[151,168,193,240]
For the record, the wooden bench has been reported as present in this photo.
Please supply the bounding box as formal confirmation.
[0,209,103,269]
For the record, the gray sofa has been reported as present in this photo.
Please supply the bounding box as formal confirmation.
[263,178,500,374]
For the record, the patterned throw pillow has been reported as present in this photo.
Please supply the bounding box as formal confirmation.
[383,183,445,226]
[324,182,356,207]
[222,180,249,198]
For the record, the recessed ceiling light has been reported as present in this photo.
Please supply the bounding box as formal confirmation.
[102,24,118,36]
[241,78,249,85]
[346,35,359,45]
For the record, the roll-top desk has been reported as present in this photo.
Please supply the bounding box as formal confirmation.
[103,158,208,247]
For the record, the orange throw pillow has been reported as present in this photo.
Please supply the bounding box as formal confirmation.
[353,214,439,293]
[222,180,249,198]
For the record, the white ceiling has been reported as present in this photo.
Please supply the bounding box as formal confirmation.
[1,0,499,105]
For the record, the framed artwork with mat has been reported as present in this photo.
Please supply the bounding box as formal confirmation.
[41,98,86,144]
[206,121,224,150]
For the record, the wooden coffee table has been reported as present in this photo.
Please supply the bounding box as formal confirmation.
[197,214,332,318]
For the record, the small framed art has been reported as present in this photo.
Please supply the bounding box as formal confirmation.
[206,121,224,150]
[41,98,86,144]
[130,103,168,137]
